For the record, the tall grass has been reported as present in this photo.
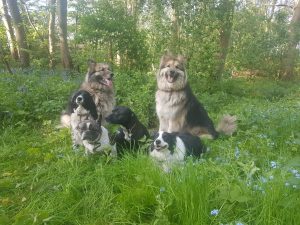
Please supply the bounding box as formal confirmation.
[0,72,299,225]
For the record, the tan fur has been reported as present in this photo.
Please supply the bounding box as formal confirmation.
[216,115,237,135]
[80,81,115,125]
[156,54,237,137]
[59,61,115,128]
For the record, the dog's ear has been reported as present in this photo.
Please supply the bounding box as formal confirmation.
[177,55,187,66]
[88,59,96,74]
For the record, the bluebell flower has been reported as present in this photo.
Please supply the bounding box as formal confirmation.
[260,176,267,183]
[290,169,299,175]
[235,147,240,159]
[159,187,166,193]
[270,161,277,169]
[210,209,219,216]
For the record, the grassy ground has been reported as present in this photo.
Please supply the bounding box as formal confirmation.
[0,71,299,225]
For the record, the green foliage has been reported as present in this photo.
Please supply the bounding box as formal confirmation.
[1,72,300,224]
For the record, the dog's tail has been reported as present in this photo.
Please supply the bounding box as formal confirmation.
[58,112,71,128]
[216,115,237,136]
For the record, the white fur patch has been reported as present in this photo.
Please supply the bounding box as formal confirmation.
[150,134,186,171]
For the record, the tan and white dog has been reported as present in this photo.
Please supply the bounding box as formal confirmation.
[155,54,237,139]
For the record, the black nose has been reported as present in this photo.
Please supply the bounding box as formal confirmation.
[77,96,83,102]
[169,70,176,77]
[155,139,161,145]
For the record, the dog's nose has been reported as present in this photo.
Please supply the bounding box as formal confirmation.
[77,96,83,103]
[155,139,161,145]
[169,70,176,77]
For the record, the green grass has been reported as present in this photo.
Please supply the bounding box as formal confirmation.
[0,72,300,225]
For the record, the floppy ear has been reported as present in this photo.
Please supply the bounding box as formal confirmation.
[88,59,96,74]
[69,91,79,111]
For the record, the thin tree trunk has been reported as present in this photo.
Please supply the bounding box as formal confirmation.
[0,41,13,74]
[48,0,56,69]
[7,0,30,68]
[213,0,235,81]
[0,0,18,60]
[57,0,73,70]
[281,1,300,80]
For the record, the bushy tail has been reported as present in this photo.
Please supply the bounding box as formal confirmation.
[58,112,71,128]
[216,115,237,136]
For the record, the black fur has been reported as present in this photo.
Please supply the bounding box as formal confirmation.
[151,131,206,158]
[105,106,150,155]
[67,90,98,120]
[184,84,219,139]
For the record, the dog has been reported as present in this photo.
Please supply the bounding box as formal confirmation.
[77,120,116,156]
[60,60,115,127]
[150,131,206,171]
[155,53,237,139]
[105,106,150,155]
[68,90,99,149]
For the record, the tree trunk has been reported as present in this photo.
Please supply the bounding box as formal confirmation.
[57,0,73,70]
[213,0,236,81]
[0,41,13,74]
[48,0,56,69]
[0,0,18,60]
[281,1,300,80]
[6,0,30,68]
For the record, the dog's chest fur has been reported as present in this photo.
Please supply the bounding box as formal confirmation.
[156,89,187,119]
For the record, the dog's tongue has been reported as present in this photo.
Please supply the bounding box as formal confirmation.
[105,79,113,87]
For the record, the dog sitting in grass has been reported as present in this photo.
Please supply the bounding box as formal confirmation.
[69,90,99,150]
[105,106,150,156]
[60,60,115,127]
[150,131,206,171]
[155,53,237,139]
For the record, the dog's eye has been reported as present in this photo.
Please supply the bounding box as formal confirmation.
[166,64,170,68]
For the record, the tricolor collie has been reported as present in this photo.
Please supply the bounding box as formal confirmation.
[150,131,206,170]
[155,54,237,139]
[77,120,116,156]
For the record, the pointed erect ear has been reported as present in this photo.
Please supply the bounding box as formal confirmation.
[87,59,96,74]
[177,55,187,66]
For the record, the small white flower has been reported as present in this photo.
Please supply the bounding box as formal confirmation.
[210,209,219,216]
[285,182,290,186]
[260,176,267,183]
[236,222,245,225]
[292,185,297,189]
[269,175,274,180]
[290,169,299,175]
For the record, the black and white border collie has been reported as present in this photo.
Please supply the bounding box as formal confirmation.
[69,90,98,149]
[105,106,150,155]
[150,131,206,171]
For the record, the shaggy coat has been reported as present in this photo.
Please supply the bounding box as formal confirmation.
[155,54,236,139]
[60,60,115,127]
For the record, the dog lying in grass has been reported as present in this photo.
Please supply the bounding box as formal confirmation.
[77,120,116,156]
[105,106,150,156]
[150,131,206,171]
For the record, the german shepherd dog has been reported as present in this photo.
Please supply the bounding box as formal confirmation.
[155,54,237,139]
[61,60,115,127]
